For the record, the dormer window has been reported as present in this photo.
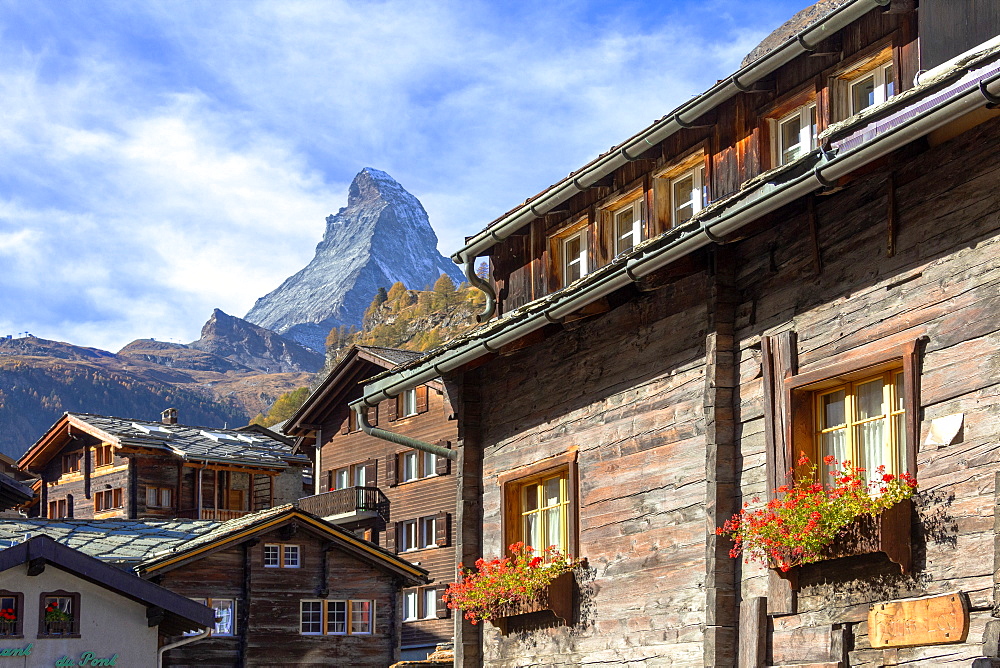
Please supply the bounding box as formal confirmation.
[612,199,644,255]
[849,62,894,115]
[669,166,706,226]
[776,104,817,165]
[563,231,588,283]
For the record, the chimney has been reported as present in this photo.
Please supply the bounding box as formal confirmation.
[161,408,178,425]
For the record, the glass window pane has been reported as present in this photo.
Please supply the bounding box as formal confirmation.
[545,506,563,550]
[300,601,322,634]
[351,601,372,633]
[423,451,436,477]
[821,390,847,428]
[522,485,539,512]
[543,477,561,507]
[213,600,234,635]
[327,601,347,634]
[672,174,695,224]
[852,74,876,113]
[353,466,366,487]
[524,512,541,551]
[856,379,885,420]
[423,588,437,619]
[264,544,279,567]
[894,373,905,412]
[403,591,417,620]
[335,469,349,490]
[284,545,299,567]
[780,116,802,163]
[858,416,887,482]
[822,428,848,477]
[885,64,895,98]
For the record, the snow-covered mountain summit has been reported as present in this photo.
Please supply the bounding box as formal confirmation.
[244,168,463,351]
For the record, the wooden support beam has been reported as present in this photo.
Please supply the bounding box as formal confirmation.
[27,557,45,576]
[738,597,767,668]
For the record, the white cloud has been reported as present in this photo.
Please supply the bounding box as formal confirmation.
[0,0,777,351]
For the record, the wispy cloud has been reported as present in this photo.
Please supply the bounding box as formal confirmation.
[0,0,801,351]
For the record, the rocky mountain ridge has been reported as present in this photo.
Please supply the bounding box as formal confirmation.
[244,168,464,352]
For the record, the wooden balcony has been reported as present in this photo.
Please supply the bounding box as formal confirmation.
[177,508,251,521]
[297,486,390,526]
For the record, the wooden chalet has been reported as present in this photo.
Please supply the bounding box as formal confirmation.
[286,345,459,661]
[340,1,1000,666]
[136,504,429,667]
[18,411,308,522]
[0,535,213,666]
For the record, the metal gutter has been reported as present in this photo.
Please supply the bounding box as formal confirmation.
[350,67,1000,413]
[353,405,457,461]
[451,0,891,266]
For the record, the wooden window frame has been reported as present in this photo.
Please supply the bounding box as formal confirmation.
[397,449,436,484]
[61,452,81,475]
[401,586,440,623]
[94,488,124,513]
[761,84,820,171]
[208,598,236,636]
[548,215,591,290]
[829,41,895,122]
[299,599,371,636]
[0,591,23,639]
[94,443,114,468]
[606,189,646,257]
[653,148,708,231]
[146,486,172,508]
[498,451,580,558]
[773,103,818,167]
[300,599,324,635]
[782,338,922,483]
[264,543,301,568]
[38,590,80,639]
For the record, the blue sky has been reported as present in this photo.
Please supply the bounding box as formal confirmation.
[0,0,809,351]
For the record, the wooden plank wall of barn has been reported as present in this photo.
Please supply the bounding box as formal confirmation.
[733,115,1000,665]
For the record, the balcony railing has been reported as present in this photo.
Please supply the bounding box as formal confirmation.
[177,508,251,521]
[297,486,390,523]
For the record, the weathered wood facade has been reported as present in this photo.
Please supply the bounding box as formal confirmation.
[18,412,307,521]
[138,506,428,667]
[286,346,458,659]
[349,2,1000,665]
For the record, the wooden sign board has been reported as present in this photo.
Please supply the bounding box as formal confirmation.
[869,591,969,648]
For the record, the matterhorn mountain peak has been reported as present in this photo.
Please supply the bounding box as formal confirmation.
[244,168,464,352]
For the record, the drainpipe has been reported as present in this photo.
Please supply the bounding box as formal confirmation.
[314,427,322,496]
[353,405,457,461]
[157,627,209,668]
[463,257,497,323]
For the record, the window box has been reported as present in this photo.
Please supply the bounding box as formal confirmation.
[38,591,79,638]
[490,569,576,636]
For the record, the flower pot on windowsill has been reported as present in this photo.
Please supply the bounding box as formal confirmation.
[774,499,912,589]
[489,570,575,636]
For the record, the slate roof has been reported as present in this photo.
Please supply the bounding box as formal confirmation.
[357,346,424,367]
[0,518,219,566]
[66,413,309,469]
[139,504,429,585]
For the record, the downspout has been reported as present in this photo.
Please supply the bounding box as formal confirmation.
[313,427,322,496]
[463,256,497,322]
[157,627,209,668]
[353,405,457,461]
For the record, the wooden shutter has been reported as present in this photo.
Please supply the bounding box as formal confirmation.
[435,441,451,476]
[416,385,429,413]
[435,511,449,547]
[326,470,334,492]
[363,460,377,488]
[436,586,450,619]
[387,397,398,422]
[385,522,396,553]
[340,409,350,435]
[367,405,378,427]
[761,329,798,616]
[386,454,398,487]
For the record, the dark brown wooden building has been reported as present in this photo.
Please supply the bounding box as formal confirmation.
[343,1,1000,666]
[18,411,308,521]
[286,346,458,661]
[136,504,429,667]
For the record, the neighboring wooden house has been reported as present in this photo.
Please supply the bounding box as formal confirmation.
[0,535,213,666]
[18,411,308,521]
[0,453,37,516]
[286,345,459,661]
[136,504,429,667]
[343,1,1000,666]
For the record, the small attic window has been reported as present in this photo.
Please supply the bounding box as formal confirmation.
[200,431,241,444]
[132,423,173,438]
